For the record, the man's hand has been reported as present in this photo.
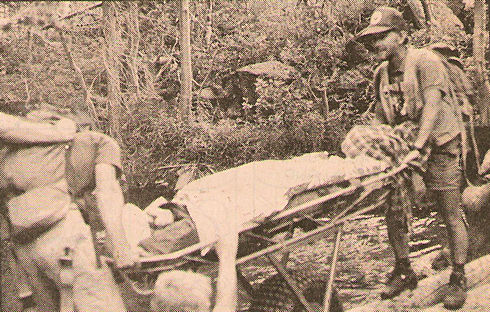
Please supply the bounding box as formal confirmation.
[27,110,77,137]
[1,111,75,143]
[54,116,77,134]
[144,197,174,228]
[144,196,168,213]
[401,149,421,165]
[113,244,139,270]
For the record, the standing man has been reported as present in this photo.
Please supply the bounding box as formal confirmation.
[0,110,77,311]
[354,7,468,310]
[0,109,135,311]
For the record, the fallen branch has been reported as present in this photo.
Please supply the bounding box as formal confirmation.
[41,2,103,30]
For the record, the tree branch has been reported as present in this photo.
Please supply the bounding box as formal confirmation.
[41,2,103,30]
[58,29,99,126]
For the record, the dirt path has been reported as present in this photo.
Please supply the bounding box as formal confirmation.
[238,212,453,311]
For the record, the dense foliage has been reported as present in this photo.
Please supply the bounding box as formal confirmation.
[0,0,476,205]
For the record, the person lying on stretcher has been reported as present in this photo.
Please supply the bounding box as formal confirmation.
[136,199,237,312]
[127,153,389,311]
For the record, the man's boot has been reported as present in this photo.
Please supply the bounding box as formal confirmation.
[380,266,418,299]
[443,271,467,310]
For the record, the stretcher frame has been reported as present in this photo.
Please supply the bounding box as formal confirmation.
[109,163,409,312]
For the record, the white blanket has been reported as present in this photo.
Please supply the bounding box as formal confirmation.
[173,153,389,245]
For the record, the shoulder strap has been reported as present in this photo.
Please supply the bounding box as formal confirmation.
[374,61,395,125]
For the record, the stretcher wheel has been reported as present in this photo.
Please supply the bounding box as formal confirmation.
[248,267,343,312]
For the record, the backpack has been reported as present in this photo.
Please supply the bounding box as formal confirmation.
[64,132,99,198]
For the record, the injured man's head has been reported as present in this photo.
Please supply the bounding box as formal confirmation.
[151,270,213,312]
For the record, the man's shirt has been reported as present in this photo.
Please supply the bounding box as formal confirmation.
[0,131,121,240]
[374,48,461,147]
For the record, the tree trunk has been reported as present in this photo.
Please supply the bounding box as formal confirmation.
[406,0,429,28]
[58,30,98,127]
[474,0,490,126]
[179,0,192,120]
[127,1,140,99]
[205,0,213,48]
[102,2,123,143]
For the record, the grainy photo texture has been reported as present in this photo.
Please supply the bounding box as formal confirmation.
[0,1,489,311]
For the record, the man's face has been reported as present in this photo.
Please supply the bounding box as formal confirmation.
[366,30,404,62]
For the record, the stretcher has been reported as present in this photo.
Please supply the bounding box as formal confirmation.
[108,162,409,312]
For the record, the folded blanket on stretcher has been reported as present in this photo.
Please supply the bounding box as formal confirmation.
[341,121,431,228]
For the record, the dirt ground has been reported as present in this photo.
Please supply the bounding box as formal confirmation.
[237,212,447,311]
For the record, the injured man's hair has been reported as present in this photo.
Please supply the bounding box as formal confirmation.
[151,270,212,312]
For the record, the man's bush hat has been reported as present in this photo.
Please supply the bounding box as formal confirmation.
[356,7,407,40]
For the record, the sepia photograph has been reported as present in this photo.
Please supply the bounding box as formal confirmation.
[0,1,489,311]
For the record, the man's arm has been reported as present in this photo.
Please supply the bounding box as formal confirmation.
[412,88,443,150]
[0,112,76,144]
[402,88,442,164]
[94,163,136,269]
[213,232,238,312]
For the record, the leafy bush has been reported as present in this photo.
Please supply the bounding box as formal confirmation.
[121,71,368,206]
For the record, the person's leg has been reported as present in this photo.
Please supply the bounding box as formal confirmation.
[14,244,60,311]
[386,208,411,260]
[381,205,417,299]
[436,189,468,266]
[426,139,468,310]
[435,189,468,310]
[26,209,126,312]
[63,210,127,312]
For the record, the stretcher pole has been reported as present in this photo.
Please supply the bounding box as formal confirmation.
[236,189,390,265]
[323,225,343,312]
[131,164,408,266]
[268,163,408,223]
